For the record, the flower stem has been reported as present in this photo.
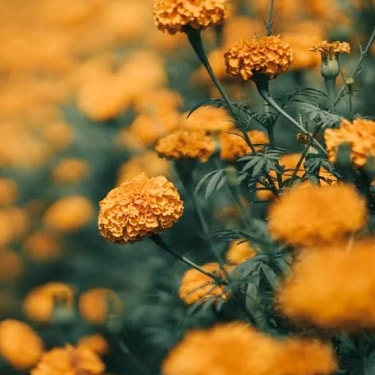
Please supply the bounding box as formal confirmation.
[325,78,337,112]
[150,234,226,283]
[265,0,275,36]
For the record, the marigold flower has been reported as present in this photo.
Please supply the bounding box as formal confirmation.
[277,239,375,330]
[179,263,230,305]
[52,158,90,184]
[77,334,109,356]
[310,40,351,55]
[225,239,256,265]
[30,345,105,375]
[267,183,367,247]
[224,35,293,80]
[23,282,75,323]
[0,319,44,369]
[162,322,337,375]
[79,288,123,325]
[324,118,375,168]
[0,178,18,206]
[153,0,229,34]
[219,128,269,161]
[23,230,61,262]
[43,195,94,232]
[155,129,215,162]
[99,173,183,244]
[0,248,23,282]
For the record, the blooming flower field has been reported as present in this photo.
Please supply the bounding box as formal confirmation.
[0,0,375,374]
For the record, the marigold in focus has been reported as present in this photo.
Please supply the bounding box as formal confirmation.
[277,239,375,330]
[43,195,94,232]
[224,35,293,80]
[155,129,215,162]
[162,322,337,375]
[99,173,183,244]
[23,282,75,323]
[30,345,105,375]
[268,183,367,247]
[310,40,351,56]
[219,128,269,161]
[79,288,123,325]
[226,239,256,265]
[153,0,229,34]
[179,263,230,305]
[324,118,375,168]
[0,319,44,369]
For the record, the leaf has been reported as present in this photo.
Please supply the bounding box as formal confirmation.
[260,264,279,289]
[187,99,226,118]
[195,170,222,194]
[204,169,225,199]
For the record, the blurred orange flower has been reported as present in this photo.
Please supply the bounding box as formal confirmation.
[277,239,375,330]
[98,173,184,244]
[0,178,18,206]
[155,129,216,162]
[23,282,75,323]
[23,230,61,262]
[79,288,123,325]
[0,248,23,283]
[0,319,44,370]
[52,158,90,184]
[179,262,229,305]
[77,334,109,356]
[163,322,337,375]
[224,35,293,80]
[267,183,367,247]
[226,239,256,265]
[324,118,375,168]
[31,345,105,375]
[153,0,229,34]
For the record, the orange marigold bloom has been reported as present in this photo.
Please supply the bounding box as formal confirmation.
[79,288,123,325]
[43,195,94,232]
[0,178,18,206]
[0,248,23,283]
[310,40,351,55]
[155,129,215,162]
[277,239,375,330]
[153,0,229,34]
[23,230,61,262]
[98,173,183,244]
[224,35,293,80]
[219,128,269,161]
[268,183,367,247]
[0,319,44,369]
[179,262,229,305]
[225,239,256,265]
[162,322,337,375]
[52,158,90,184]
[30,345,105,375]
[23,282,75,323]
[324,118,375,168]
[77,334,109,356]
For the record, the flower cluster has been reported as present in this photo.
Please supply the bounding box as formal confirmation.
[153,0,229,34]
[98,173,184,244]
[324,118,375,168]
[224,35,293,80]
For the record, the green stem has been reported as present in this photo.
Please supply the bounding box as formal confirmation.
[150,234,226,283]
[325,78,336,112]
[265,0,275,36]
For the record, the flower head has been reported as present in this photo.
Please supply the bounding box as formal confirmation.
[277,239,375,330]
[225,239,256,265]
[267,183,367,247]
[77,334,109,356]
[155,129,215,162]
[0,319,44,369]
[324,118,375,168]
[153,0,229,34]
[98,173,184,244]
[162,322,337,375]
[179,262,229,305]
[224,35,293,80]
[30,345,105,375]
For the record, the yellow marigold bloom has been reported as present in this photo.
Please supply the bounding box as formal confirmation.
[162,322,337,375]
[155,129,215,162]
[179,262,230,305]
[117,151,172,185]
[224,35,293,80]
[79,288,123,325]
[30,345,105,375]
[268,183,367,247]
[324,118,375,168]
[225,239,256,265]
[153,0,229,34]
[99,173,183,244]
[43,195,94,232]
[52,158,90,184]
[277,239,375,330]
[23,282,75,323]
[219,128,269,161]
[310,40,351,55]
[0,319,44,369]
[77,334,109,356]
